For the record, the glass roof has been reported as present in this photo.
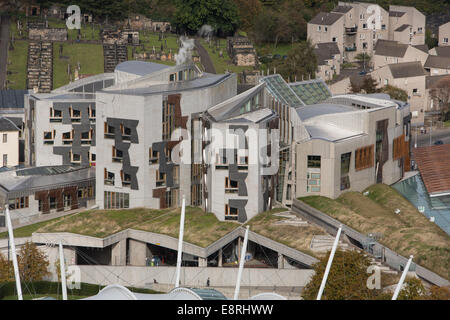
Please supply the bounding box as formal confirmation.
[189,288,228,300]
[261,75,304,107]
[289,80,332,105]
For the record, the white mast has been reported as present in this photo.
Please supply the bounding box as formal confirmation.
[175,195,186,288]
[5,206,23,300]
[392,255,413,300]
[59,240,68,300]
[316,226,342,300]
[234,225,249,300]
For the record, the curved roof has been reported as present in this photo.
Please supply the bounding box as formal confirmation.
[82,285,228,300]
[296,103,355,121]
[115,61,170,76]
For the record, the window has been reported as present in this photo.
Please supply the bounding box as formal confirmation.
[224,204,238,220]
[384,79,388,85]
[49,196,57,210]
[49,108,62,122]
[71,152,81,163]
[381,24,386,30]
[121,170,132,186]
[324,27,328,32]
[444,38,449,43]
[8,196,29,210]
[418,27,423,33]
[43,130,56,144]
[104,122,115,136]
[104,191,129,209]
[307,155,321,168]
[3,154,7,167]
[156,169,166,187]
[225,177,238,193]
[104,168,115,185]
[2,133,6,143]
[341,152,351,176]
[149,147,159,164]
[112,146,123,162]
[363,42,368,49]
[169,73,176,82]
[332,37,336,42]
[317,26,321,31]
[162,99,175,140]
[363,23,367,29]
[413,88,419,96]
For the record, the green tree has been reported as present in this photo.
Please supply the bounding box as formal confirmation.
[233,0,262,32]
[360,76,378,94]
[379,85,408,101]
[425,29,438,49]
[301,249,379,300]
[0,253,14,283]
[173,0,239,36]
[17,242,50,282]
[275,40,317,82]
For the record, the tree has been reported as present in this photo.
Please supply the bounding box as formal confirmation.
[0,253,14,283]
[173,0,239,36]
[233,0,262,32]
[360,76,378,94]
[301,249,380,300]
[428,285,450,300]
[429,76,450,122]
[425,29,438,49]
[17,242,50,282]
[275,40,317,82]
[379,85,408,102]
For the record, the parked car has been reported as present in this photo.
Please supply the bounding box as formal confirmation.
[434,140,444,145]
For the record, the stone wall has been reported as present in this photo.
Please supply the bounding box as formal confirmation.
[29,28,68,41]
[27,41,53,93]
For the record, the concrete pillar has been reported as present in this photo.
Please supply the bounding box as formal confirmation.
[278,253,284,269]
[237,237,241,262]
[198,257,207,267]
[218,248,223,267]
[111,239,127,266]
[128,239,147,266]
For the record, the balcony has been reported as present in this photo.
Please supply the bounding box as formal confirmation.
[104,179,114,186]
[345,26,357,34]
[345,46,357,52]
[112,156,123,163]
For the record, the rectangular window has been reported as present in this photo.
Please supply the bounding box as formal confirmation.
[162,99,175,140]
[2,133,6,143]
[307,155,321,168]
[3,154,7,167]
[8,196,29,210]
[104,191,129,209]
[224,204,238,220]
[341,152,351,176]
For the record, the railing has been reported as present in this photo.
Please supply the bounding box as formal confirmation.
[345,46,357,52]
[345,26,357,34]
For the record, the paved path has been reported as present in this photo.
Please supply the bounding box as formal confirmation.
[194,38,216,74]
[0,15,10,89]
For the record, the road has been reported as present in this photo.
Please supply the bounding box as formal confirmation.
[412,127,450,148]
[0,15,10,89]
[194,39,216,74]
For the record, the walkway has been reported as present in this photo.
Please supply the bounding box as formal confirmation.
[194,39,216,74]
[0,16,10,89]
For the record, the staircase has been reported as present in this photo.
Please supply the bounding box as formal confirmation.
[103,43,127,73]
[27,41,53,93]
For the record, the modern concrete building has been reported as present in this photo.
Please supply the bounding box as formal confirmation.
[0,117,20,168]
[0,165,95,225]
[260,74,410,204]
[308,2,426,63]
[201,83,279,222]
[95,62,236,211]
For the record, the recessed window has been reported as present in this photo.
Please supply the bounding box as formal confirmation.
[307,155,321,168]
[2,133,7,143]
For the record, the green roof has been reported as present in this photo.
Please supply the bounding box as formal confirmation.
[289,79,332,105]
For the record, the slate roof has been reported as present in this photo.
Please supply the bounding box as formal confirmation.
[425,74,450,89]
[0,90,29,109]
[0,117,20,132]
[394,24,410,32]
[332,5,352,13]
[414,44,429,53]
[434,47,450,58]
[388,61,427,78]
[389,11,406,17]
[309,12,343,26]
[314,42,341,65]
[374,40,408,57]
[424,55,450,69]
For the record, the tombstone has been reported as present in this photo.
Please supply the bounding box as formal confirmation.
[59,44,63,56]
[219,50,223,58]
[152,45,155,54]
[164,39,167,49]
[77,61,81,71]
[67,63,71,76]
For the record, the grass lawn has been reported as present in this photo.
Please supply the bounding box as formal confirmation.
[444,120,450,128]
[198,38,251,75]
[36,206,239,248]
[6,40,28,89]
[299,184,450,279]
[53,42,104,88]
[138,32,179,53]
[0,213,78,239]
[244,208,328,258]
[255,43,295,57]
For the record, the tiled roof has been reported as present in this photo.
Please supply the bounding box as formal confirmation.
[434,47,450,58]
[314,42,341,65]
[0,90,29,109]
[413,144,450,196]
[0,117,20,132]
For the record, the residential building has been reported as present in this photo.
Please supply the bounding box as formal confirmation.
[314,42,342,81]
[429,46,450,57]
[308,2,426,63]
[373,40,428,70]
[438,21,450,47]
[370,61,427,124]
[0,165,95,225]
[424,55,450,75]
[0,117,20,168]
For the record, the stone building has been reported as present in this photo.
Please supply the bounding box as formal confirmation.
[29,28,68,41]
[227,37,257,67]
